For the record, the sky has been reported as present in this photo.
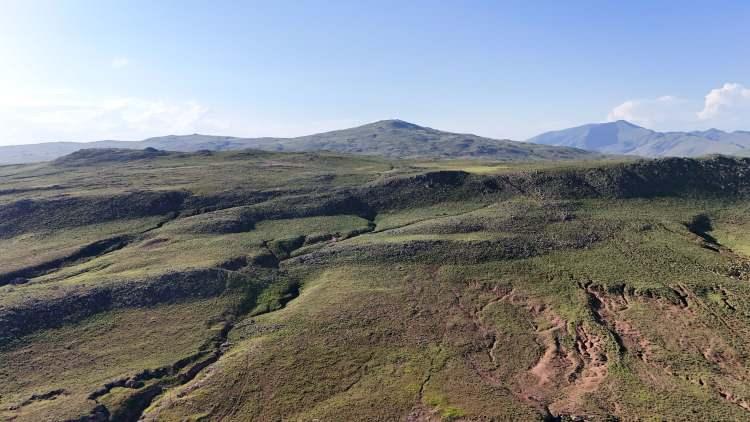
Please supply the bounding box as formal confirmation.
[0,0,749,145]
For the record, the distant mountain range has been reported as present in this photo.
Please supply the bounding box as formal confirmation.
[0,120,599,165]
[4,119,747,165]
[529,120,750,157]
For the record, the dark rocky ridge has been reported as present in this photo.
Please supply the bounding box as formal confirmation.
[3,156,749,241]
[0,269,233,341]
[0,235,131,286]
[359,156,750,209]
[52,148,172,166]
[0,190,187,239]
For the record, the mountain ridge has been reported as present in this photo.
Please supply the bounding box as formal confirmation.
[0,119,599,165]
[529,120,750,157]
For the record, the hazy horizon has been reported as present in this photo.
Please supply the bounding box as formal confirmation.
[4,117,750,149]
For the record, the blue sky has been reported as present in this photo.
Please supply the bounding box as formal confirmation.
[1,0,749,145]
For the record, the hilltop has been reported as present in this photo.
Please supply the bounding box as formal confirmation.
[0,120,599,165]
[240,119,598,160]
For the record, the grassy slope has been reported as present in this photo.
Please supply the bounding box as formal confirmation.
[0,298,237,421]
[146,198,750,421]
[1,152,750,421]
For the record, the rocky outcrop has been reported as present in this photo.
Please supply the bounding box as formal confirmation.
[0,235,131,286]
[0,190,188,238]
[350,156,750,212]
[52,148,171,166]
[0,269,232,342]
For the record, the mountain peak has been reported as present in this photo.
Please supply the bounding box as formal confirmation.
[704,128,727,137]
[367,119,425,130]
[530,121,750,157]
[283,119,597,160]
[687,128,728,141]
[612,120,644,129]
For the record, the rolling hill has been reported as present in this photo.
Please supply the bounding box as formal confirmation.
[0,120,599,165]
[3,150,750,420]
[528,120,750,157]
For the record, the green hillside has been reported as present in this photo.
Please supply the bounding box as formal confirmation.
[2,150,750,421]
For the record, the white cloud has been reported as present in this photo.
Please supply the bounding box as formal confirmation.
[607,95,696,129]
[697,82,750,121]
[0,89,227,144]
[111,57,130,69]
[608,82,750,131]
